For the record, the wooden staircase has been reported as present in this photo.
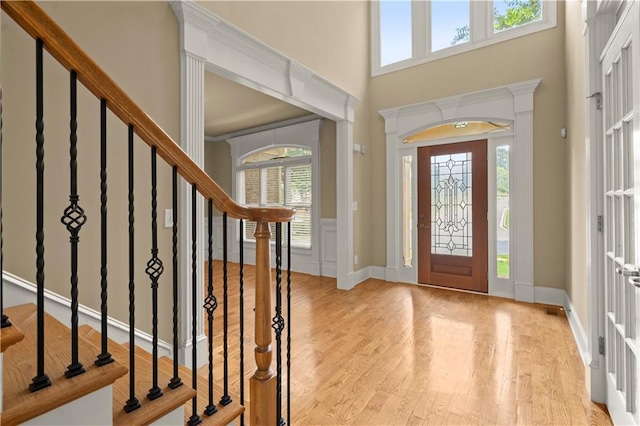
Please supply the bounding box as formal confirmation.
[1,1,293,424]
[0,304,245,425]
[0,304,128,425]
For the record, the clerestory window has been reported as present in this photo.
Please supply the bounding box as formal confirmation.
[373,0,557,76]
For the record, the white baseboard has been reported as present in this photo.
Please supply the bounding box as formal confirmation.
[369,266,386,280]
[384,267,399,282]
[515,282,534,302]
[563,291,592,366]
[351,267,371,288]
[534,286,565,306]
[178,334,208,369]
[3,271,172,359]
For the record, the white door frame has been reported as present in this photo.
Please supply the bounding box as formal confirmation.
[380,79,540,301]
[170,1,360,366]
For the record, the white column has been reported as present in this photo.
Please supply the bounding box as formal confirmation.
[177,50,207,368]
[336,118,354,290]
[384,117,400,282]
[509,81,539,302]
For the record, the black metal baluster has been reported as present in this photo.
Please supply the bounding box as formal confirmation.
[30,38,51,392]
[124,125,141,413]
[272,222,285,426]
[62,70,86,379]
[96,98,113,367]
[146,146,163,401]
[188,184,202,426]
[239,219,245,426]
[169,166,183,390]
[286,221,291,426]
[204,199,218,416]
[0,86,10,330]
[220,212,232,406]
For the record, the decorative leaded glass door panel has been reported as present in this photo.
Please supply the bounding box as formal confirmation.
[417,140,488,292]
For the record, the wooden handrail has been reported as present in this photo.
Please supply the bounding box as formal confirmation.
[1,0,294,223]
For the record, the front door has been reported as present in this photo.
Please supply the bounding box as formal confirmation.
[601,2,640,424]
[417,140,488,292]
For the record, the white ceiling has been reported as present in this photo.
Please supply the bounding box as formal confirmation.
[204,71,310,138]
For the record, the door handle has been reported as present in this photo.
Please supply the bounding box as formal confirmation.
[616,265,640,277]
[418,223,429,229]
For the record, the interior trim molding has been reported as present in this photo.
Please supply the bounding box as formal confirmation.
[171,0,360,292]
[379,79,540,301]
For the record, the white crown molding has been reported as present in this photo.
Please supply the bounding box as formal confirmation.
[170,0,359,122]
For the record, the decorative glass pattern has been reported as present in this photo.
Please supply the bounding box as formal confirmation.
[431,152,472,256]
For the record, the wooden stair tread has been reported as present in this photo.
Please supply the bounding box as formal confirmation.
[1,304,128,426]
[125,343,245,425]
[79,324,196,425]
[1,321,25,352]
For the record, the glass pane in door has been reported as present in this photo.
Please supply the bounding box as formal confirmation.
[431,152,473,256]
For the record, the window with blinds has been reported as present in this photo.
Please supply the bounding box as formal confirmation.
[239,147,313,248]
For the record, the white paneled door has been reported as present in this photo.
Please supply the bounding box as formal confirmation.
[602,3,640,424]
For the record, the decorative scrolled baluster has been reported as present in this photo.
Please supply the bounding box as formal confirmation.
[272,222,285,426]
[204,199,218,416]
[220,213,232,406]
[169,166,183,390]
[61,70,86,379]
[188,184,202,426]
[146,146,164,401]
[95,97,113,367]
[30,38,51,392]
[124,125,141,413]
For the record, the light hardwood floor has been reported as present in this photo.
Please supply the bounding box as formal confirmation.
[203,261,612,425]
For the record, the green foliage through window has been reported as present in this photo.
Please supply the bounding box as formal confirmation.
[452,0,542,45]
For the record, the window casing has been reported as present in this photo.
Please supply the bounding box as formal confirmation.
[238,151,313,248]
[372,0,557,76]
[229,119,322,262]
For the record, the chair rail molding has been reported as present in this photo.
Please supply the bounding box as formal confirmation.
[171,0,360,292]
[379,79,541,302]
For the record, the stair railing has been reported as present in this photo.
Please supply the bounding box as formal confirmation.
[1,1,294,424]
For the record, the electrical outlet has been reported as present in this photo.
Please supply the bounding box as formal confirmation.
[352,201,358,211]
[164,209,173,228]
[354,255,358,265]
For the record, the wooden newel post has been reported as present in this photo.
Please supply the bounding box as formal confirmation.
[251,221,277,425]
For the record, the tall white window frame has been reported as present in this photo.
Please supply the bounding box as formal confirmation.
[229,119,323,275]
[371,0,558,76]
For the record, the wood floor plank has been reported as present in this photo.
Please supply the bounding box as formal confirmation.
[205,261,612,425]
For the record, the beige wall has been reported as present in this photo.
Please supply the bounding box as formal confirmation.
[1,2,179,341]
[199,0,371,269]
[564,0,588,328]
[204,141,232,217]
[203,118,338,218]
[369,3,569,288]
